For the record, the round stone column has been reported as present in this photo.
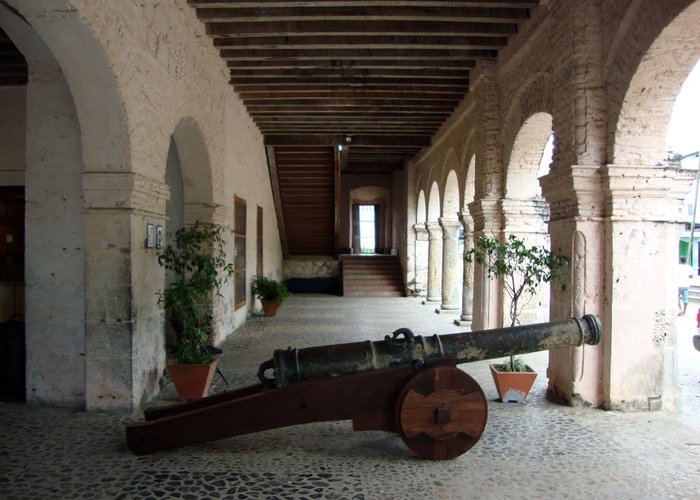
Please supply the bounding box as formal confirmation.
[413,224,429,297]
[456,211,474,327]
[425,222,443,302]
[439,218,462,310]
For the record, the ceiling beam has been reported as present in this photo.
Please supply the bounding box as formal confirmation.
[206,20,519,37]
[196,6,530,22]
[264,135,432,147]
[214,35,504,50]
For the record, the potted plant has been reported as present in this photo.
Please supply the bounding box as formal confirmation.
[157,222,235,400]
[252,275,290,317]
[466,234,569,402]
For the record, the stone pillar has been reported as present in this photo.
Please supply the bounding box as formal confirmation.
[601,165,694,411]
[83,173,169,410]
[540,165,606,407]
[425,222,443,303]
[456,211,474,328]
[22,35,86,407]
[468,198,502,330]
[413,224,429,297]
[439,218,462,311]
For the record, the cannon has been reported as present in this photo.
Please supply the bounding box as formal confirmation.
[127,315,602,460]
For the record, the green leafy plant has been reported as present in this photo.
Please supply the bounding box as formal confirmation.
[252,275,289,303]
[157,222,235,364]
[466,234,569,371]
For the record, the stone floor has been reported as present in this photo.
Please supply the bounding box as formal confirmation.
[1,295,699,499]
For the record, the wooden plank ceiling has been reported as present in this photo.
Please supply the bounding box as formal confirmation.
[187,1,540,255]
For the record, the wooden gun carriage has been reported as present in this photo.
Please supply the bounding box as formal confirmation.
[127,315,602,460]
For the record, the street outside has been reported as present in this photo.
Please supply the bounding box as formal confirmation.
[676,299,700,429]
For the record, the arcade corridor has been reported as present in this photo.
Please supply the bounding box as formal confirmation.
[2,295,698,499]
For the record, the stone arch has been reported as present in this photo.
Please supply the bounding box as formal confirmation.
[427,182,441,222]
[416,190,427,224]
[442,155,461,221]
[0,1,133,409]
[171,117,215,223]
[502,72,552,170]
[504,112,554,199]
[464,154,477,210]
[610,0,700,165]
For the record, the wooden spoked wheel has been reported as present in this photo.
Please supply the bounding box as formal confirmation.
[396,366,488,460]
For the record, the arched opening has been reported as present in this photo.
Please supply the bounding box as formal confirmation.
[1,1,134,410]
[416,190,427,224]
[608,1,700,411]
[426,181,442,302]
[427,182,441,223]
[502,113,554,326]
[439,169,462,311]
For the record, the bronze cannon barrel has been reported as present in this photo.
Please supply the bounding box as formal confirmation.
[258,315,602,387]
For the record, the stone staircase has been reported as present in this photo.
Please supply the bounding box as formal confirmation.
[341,255,405,297]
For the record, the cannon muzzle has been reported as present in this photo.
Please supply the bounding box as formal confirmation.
[259,315,602,386]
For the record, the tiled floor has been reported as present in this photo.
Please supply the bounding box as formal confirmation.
[2,295,699,499]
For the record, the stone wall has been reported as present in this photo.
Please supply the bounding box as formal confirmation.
[3,0,282,409]
[283,257,340,280]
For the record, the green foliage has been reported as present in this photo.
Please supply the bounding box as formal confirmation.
[157,222,235,364]
[495,357,530,372]
[466,234,569,371]
[252,276,289,303]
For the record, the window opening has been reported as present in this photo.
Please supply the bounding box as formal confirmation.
[234,196,246,310]
[359,204,376,254]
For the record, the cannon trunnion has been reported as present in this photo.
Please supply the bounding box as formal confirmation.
[126,315,602,460]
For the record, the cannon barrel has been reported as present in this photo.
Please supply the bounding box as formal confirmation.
[259,315,602,386]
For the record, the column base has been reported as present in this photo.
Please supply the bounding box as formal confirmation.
[454,319,472,329]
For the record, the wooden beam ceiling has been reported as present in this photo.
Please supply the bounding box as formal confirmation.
[188,1,539,255]
[189,0,538,172]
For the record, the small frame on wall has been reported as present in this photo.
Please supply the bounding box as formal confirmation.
[146,223,155,248]
[156,225,164,249]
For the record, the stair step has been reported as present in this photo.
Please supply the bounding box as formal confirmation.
[341,255,404,297]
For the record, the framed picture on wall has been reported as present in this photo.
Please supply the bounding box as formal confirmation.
[156,225,164,249]
[146,223,155,248]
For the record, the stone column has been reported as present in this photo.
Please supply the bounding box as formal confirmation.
[83,173,169,411]
[413,224,429,297]
[601,165,695,411]
[425,222,443,303]
[456,211,474,328]
[468,198,502,330]
[439,218,462,311]
[540,165,606,407]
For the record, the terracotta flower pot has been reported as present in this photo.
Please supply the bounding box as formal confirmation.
[167,359,218,401]
[489,363,537,403]
[261,299,281,317]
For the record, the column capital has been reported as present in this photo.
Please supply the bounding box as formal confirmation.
[425,221,443,240]
[539,164,604,221]
[83,172,169,217]
[468,197,502,233]
[413,223,429,241]
[439,217,462,239]
[602,164,696,222]
[458,210,474,232]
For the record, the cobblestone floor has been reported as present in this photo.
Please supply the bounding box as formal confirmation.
[1,295,699,499]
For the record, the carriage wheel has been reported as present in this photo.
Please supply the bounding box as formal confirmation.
[396,366,488,460]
